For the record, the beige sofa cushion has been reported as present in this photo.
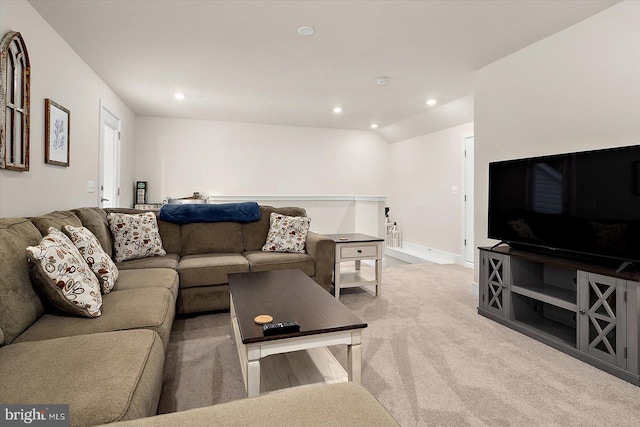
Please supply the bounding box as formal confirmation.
[100,382,399,427]
[114,268,179,300]
[30,210,82,235]
[0,218,46,345]
[13,287,175,349]
[176,285,230,314]
[243,206,307,251]
[116,253,180,271]
[181,222,244,255]
[178,254,249,288]
[244,251,315,276]
[156,219,181,255]
[0,329,164,426]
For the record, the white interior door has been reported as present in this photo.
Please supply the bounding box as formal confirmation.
[464,136,475,263]
[99,103,120,208]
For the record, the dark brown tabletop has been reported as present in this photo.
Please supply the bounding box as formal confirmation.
[325,233,384,243]
[229,269,367,344]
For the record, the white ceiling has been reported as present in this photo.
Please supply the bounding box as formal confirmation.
[28,0,618,134]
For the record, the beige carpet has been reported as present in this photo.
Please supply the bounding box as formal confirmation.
[158,264,640,426]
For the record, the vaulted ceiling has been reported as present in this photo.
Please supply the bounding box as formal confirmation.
[29,0,618,140]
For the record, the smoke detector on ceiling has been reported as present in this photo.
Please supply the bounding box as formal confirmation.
[376,76,390,86]
[298,26,315,36]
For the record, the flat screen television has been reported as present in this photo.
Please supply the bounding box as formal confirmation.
[488,145,640,266]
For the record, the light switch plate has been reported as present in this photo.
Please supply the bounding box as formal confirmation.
[87,181,96,193]
[451,186,458,195]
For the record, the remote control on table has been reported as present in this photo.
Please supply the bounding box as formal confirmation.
[262,321,300,336]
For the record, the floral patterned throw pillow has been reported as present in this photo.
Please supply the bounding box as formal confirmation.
[107,212,166,262]
[26,228,102,318]
[262,213,311,254]
[64,225,119,294]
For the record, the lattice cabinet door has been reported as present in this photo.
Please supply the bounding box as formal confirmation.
[578,272,627,369]
[480,251,510,318]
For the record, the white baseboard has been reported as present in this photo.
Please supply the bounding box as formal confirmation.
[385,241,461,265]
[471,281,479,296]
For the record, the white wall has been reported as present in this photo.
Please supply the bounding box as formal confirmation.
[135,117,389,203]
[0,0,136,217]
[387,122,474,257]
[206,196,386,236]
[474,1,640,281]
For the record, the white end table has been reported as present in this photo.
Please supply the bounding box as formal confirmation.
[326,233,384,299]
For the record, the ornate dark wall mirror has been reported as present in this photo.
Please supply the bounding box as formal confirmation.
[0,31,31,171]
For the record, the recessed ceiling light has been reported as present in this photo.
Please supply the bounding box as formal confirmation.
[370,124,378,129]
[376,76,390,86]
[426,99,437,106]
[333,107,342,113]
[298,26,315,36]
[174,92,185,100]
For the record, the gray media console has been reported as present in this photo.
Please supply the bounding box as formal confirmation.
[478,246,640,385]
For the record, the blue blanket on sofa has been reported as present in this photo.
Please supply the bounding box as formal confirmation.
[159,202,261,225]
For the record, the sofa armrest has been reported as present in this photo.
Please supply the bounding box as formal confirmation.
[100,382,399,427]
[305,231,335,292]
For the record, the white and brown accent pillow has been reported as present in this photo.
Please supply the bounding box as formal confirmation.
[64,225,119,294]
[107,212,166,262]
[26,228,102,318]
[262,213,311,254]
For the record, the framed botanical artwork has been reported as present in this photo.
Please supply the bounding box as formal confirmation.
[45,99,70,167]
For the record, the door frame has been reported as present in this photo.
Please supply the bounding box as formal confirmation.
[98,100,121,208]
[462,135,474,266]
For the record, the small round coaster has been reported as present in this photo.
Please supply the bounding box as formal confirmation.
[254,314,273,325]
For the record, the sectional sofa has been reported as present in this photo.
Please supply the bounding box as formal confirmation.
[76,205,335,313]
[0,205,398,426]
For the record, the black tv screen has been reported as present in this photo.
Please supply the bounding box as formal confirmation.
[488,145,640,263]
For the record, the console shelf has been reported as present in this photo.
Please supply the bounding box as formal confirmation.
[511,318,577,348]
[479,246,640,386]
[511,283,577,311]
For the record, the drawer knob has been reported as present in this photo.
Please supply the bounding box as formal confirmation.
[357,249,362,253]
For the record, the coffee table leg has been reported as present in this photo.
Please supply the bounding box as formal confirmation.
[347,331,362,384]
[246,347,261,397]
[334,261,341,299]
[375,257,382,297]
[229,295,235,342]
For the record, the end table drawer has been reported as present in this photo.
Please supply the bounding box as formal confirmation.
[340,245,378,259]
